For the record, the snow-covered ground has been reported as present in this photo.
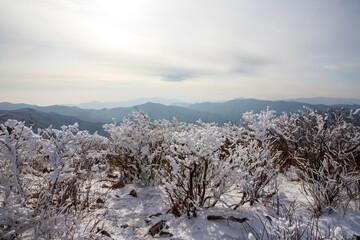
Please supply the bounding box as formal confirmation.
[77,174,360,240]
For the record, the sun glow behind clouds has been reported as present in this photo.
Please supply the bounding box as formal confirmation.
[0,0,359,105]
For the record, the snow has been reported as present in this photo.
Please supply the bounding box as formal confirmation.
[73,175,360,240]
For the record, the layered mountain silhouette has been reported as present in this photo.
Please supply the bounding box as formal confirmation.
[187,98,360,123]
[0,108,105,134]
[1,98,359,135]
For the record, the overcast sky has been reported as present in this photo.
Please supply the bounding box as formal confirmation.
[0,0,359,105]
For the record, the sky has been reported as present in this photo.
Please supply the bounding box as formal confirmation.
[0,0,359,105]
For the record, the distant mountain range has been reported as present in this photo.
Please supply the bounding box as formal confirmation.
[187,98,360,123]
[1,97,359,135]
[284,97,360,105]
[0,108,105,135]
[68,97,191,109]
[68,97,360,109]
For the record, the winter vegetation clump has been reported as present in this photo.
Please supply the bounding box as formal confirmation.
[0,108,359,239]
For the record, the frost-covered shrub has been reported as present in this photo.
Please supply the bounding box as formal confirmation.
[242,108,277,142]
[161,121,241,217]
[0,120,41,239]
[104,111,171,185]
[35,124,107,214]
[233,140,279,207]
[73,130,109,172]
[162,109,282,215]
[232,110,280,206]
[275,108,360,216]
[0,120,107,239]
[273,217,345,240]
[162,122,219,216]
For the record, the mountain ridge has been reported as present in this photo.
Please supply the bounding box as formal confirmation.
[63,96,360,109]
[68,97,190,109]
[285,97,360,105]
[0,108,105,134]
[1,98,359,133]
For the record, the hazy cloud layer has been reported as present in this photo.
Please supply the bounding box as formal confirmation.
[0,0,359,104]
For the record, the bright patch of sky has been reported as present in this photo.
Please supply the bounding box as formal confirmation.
[0,0,359,105]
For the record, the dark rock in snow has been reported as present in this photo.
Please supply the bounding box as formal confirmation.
[227,216,249,223]
[207,215,226,220]
[111,180,125,189]
[120,224,129,228]
[149,212,162,218]
[159,231,173,237]
[146,220,166,237]
[96,228,111,238]
[207,215,249,223]
[129,189,137,197]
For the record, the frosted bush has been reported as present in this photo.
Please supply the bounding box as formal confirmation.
[274,108,360,216]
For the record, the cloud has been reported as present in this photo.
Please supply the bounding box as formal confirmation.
[155,68,197,82]
[162,73,193,82]
[240,57,273,66]
[322,64,340,70]
[229,55,276,75]
[322,62,360,71]
[1,0,360,103]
